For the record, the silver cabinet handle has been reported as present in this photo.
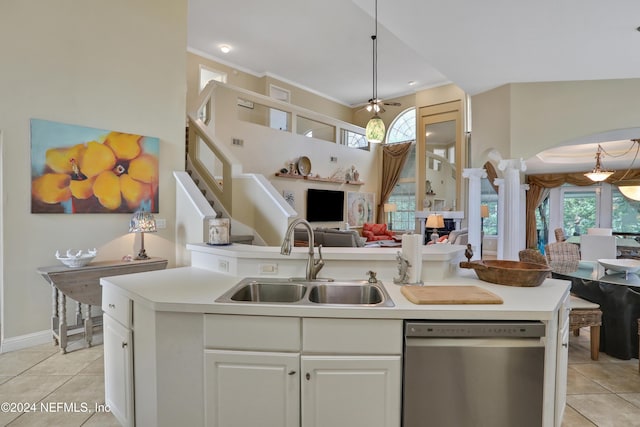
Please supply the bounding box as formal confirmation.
[288,371,296,376]
[108,303,115,309]
[306,373,310,381]
[122,342,128,348]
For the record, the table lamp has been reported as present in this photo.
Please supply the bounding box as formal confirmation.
[480,205,489,231]
[384,203,397,230]
[129,210,157,260]
[425,214,444,244]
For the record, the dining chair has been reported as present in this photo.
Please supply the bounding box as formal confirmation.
[545,242,580,270]
[554,228,566,242]
[542,243,602,360]
[518,249,551,277]
[580,235,617,262]
[587,227,613,236]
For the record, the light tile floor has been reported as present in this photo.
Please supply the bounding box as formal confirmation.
[0,335,119,426]
[0,328,638,426]
[563,329,640,426]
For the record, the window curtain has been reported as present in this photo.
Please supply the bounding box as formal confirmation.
[525,169,640,249]
[377,142,412,223]
[525,183,549,249]
[484,161,500,194]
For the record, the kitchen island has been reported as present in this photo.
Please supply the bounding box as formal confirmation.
[101,243,571,427]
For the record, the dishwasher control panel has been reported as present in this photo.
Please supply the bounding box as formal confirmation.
[405,320,545,338]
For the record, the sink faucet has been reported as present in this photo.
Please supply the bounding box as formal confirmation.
[281,218,325,280]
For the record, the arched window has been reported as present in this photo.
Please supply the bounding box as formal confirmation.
[386,108,416,232]
[387,108,415,144]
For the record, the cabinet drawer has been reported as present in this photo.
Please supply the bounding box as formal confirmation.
[102,286,132,328]
[205,314,301,351]
[303,318,402,354]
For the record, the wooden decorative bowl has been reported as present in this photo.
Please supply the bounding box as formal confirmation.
[459,260,551,287]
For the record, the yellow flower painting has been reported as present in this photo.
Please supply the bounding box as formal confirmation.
[31,119,160,214]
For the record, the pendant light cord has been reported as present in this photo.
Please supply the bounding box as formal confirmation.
[371,0,378,106]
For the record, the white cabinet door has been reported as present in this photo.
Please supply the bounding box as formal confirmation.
[204,350,299,427]
[103,314,134,427]
[301,355,401,427]
[555,319,570,426]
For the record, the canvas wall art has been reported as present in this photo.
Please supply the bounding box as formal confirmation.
[31,119,159,213]
[347,191,374,227]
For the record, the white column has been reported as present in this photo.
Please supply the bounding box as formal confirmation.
[462,168,487,260]
[497,158,527,260]
[494,179,505,259]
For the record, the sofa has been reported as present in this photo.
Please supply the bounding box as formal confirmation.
[294,228,365,247]
[362,223,395,242]
[447,228,468,245]
[429,228,468,245]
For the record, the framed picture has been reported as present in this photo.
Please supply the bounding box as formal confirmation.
[347,191,375,228]
[30,119,159,214]
[283,190,295,209]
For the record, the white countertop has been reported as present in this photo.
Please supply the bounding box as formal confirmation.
[101,266,571,321]
[186,242,464,261]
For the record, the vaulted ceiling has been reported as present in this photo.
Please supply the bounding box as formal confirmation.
[187,0,640,172]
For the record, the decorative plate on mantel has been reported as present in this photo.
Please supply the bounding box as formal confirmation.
[297,156,311,176]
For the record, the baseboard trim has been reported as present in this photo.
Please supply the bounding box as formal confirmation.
[1,330,51,353]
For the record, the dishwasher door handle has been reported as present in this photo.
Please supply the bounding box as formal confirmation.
[405,337,545,348]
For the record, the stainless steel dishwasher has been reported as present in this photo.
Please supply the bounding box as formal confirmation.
[403,320,546,427]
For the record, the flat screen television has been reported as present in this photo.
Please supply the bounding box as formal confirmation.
[306,189,344,222]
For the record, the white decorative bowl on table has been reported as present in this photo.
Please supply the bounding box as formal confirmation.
[598,258,640,279]
[55,249,97,268]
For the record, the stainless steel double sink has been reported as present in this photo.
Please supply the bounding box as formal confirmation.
[215,277,394,307]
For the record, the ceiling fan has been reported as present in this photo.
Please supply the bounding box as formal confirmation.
[360,97,401,114]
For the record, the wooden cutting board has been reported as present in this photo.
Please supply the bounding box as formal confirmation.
[401,285,503,305]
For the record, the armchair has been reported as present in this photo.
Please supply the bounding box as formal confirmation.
[362,223,395,242]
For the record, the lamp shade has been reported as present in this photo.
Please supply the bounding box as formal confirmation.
[129,210,157,233]
[584,170,614,182]
[425,214,444,229]
[384,203,397,213]
[619,184,640,201]
[366,115,385,144]
[480,205,490,218]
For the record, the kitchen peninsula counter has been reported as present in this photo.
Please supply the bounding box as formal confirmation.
[100,243,570,427]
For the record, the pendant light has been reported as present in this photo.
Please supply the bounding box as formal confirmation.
[615,139,640,200]
[584,144,614,182]
[365,0,385,144]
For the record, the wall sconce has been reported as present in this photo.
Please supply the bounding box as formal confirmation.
[425,214,444,244]
[129,210,157,260]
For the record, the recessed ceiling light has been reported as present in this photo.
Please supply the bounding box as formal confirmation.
[220,45,231,54]
[408,81,417,86]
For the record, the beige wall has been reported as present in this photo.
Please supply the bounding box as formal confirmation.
[187,52,353,122]
[471,79,640,166]
[0,0,187,345]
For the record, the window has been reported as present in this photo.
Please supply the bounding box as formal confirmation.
[386,108,416,231]
[612,188,640,233]
[199,65,227,91]
[198,65,228,122]
[480,178,498,236]
[562,187,598,236]
[342,130,368,149]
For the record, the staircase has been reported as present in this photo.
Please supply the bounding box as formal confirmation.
[185,161,254,245]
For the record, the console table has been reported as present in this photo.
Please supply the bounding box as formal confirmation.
[37,258,168,353]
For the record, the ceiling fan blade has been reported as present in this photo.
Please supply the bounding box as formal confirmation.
[383,101,401,107]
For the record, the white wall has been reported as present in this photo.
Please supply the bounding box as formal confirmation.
[0,0,187,348]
